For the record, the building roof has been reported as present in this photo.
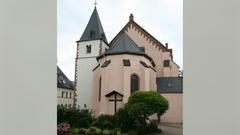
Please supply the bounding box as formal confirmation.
[109,14,169,53]
[78,7,108,43]
[104,33,144,55]
[57,66,74,90]
[96,32,156,67]
[157,77,183,93]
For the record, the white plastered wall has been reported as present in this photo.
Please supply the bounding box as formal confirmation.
[75,39,108,109]
[57,88,74,107]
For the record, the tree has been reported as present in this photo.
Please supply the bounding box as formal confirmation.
[126,91,169,125]
[178,70,183,78]
[57,106,94,128]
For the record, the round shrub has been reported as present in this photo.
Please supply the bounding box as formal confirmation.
[96,128,102,135]
[92,114,115,129]
[86,127,97,135]
[79,128,86,134]
[57,122,70,135]
[57,106,94,128]
[102,129,111,135]
[70,128,80,134]
[126,91,169,127]
[127,130,138,135]
[114,106,135,132]
[127,91,169,117]
[113,128,121,135]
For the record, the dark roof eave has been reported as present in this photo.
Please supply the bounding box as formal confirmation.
[105,90,124,97]
[159,91,183,94]
[172,60,180,68]
[76,38,109,46]
[57,86,74,90]
[96,52,156,67]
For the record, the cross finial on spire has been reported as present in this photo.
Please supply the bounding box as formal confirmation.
[94,0,97,7]
[129,14,134,21]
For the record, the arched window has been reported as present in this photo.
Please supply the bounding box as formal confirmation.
[86,45,91,53]
[131,74,139,95]
[99,77,102,101]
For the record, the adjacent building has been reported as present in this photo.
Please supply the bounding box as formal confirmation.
[57,66,74,108]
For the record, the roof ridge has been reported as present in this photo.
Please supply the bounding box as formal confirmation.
[105,32,144,55]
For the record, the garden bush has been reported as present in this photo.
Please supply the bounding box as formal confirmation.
[113,128,121,135]
[57,106,94,128]
[126,91,168,126]
[122,91,168,135]
[92,114,115,129]
[79,128,87,134]
[136,122,161,135]
[102,129,111,135]
[57,122,70,135]
[69,128,80,135]
[85,127,102,135]
[114,107,135,132]
[127,130,137,135]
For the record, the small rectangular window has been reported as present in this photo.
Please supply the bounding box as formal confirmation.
[101,60,111,68]
[86,45,91,53]
[66,92,68,98]
[163,60,170,67]
[123,59,131,66]
[62,91,64,98]
[69,92,72,98]
[99,78,101,101]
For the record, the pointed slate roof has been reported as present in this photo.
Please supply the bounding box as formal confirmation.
[78,7,108,43]
[104,33,144,55]
[57,66,74,90]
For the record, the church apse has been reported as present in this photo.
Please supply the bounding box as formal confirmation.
[92,50,157,115]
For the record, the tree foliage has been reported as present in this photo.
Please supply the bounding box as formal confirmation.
[178,70,183,78]
[57,106,93,128]
[114,106,135,132]
[92,114,115,129]
[127,91,169,119]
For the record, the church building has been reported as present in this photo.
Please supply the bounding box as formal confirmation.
[74,7,182,123]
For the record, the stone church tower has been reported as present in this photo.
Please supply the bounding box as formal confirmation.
[74,7,109,109]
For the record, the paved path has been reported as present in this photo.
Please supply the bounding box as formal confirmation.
[156,123,182,135]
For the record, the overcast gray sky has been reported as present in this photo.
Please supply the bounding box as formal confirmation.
[58,0,183,81]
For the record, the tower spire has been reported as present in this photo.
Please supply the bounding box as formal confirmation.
[78,5,108,43]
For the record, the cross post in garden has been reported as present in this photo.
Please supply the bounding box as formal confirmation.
[105,91,123,114]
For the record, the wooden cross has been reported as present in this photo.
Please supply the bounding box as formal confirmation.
[106,91,123,114]
[109,94,123,114]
